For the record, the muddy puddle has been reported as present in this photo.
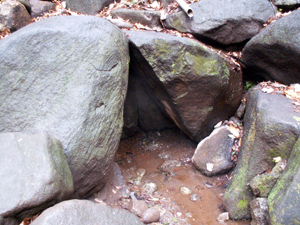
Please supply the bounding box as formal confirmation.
[105,128,251,225]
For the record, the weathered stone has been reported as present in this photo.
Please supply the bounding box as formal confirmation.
[268,137,300,224]
[223,85,300,219]
[250,198,268,225]
[242,9,300,85]
[112,9,162,28]
[17,0,31,13]
[142,208,160,223]
[131,199,148,217]
[250,161,285,197]
[0,0,31,32]
[192,126,234,176]
[30,200,144,225]
[273,0,300,8]
[66,0,115,15]
[0,16,129,199]
[126,30,242,141]
[0,132,73,221]
[0,216,19,225]
[163,0,276,45]
[29,0,56,18]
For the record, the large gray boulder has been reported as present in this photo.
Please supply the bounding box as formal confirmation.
[0,16,129,198]
[223,85,300,219]
[268,137,300,224]
[242,9,300,85]
[30,200,144,225]
[163,0,276,45]
[66,0,115,15]
[0,132,73,222]
[125,30,243,141]
[0,0,32,32]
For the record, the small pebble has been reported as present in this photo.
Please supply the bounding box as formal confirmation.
[180,186,193,195]
[131,199,148,217]
[217,212,229,222]
[136,168,146,177]
[142,182,158,194]
[190,193,200,202]
[142,208,160,223]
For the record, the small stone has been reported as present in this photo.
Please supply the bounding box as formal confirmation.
[142,183,158,194]
[136,168,147,177]
[217,212,229,222]
[134,176,142,186]
[250,198,268,225]
[190,193,200,202]
[125,156,133,163]
[131,199,148,217]
[180,186,192,195]
[142,208,160,223]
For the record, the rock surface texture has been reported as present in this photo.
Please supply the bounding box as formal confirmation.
[0,132,73,222]
[273,0,300,8]
[29,0,56,18]
[192,126,234,176]
[112,9,162,28]
[66,0,115,15]
[0,15,129,199]
[223,85,300,219]
[242,9,300,85]
[268,137,300,224]
[125,30,242,141]
[30,200,144,225]
[250,198,268,225]
[0,0,32,32]
[163,0,276,45]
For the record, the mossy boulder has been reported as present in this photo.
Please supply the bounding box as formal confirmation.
[124,30,243,141]
[250,161,285,198]
[223,85,300,219]
[0,16,129,199]
[268,137,300,224]
[242,9,300,85]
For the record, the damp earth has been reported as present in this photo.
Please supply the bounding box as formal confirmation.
[95,128,251,225]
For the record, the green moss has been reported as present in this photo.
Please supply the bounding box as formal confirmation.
[238,199,249,211]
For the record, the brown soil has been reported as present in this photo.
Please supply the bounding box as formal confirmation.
[114,128,251,225]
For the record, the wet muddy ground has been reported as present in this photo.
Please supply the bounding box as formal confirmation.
[111,128,251,225]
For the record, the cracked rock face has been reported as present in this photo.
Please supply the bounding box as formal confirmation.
[0,15,129,199]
